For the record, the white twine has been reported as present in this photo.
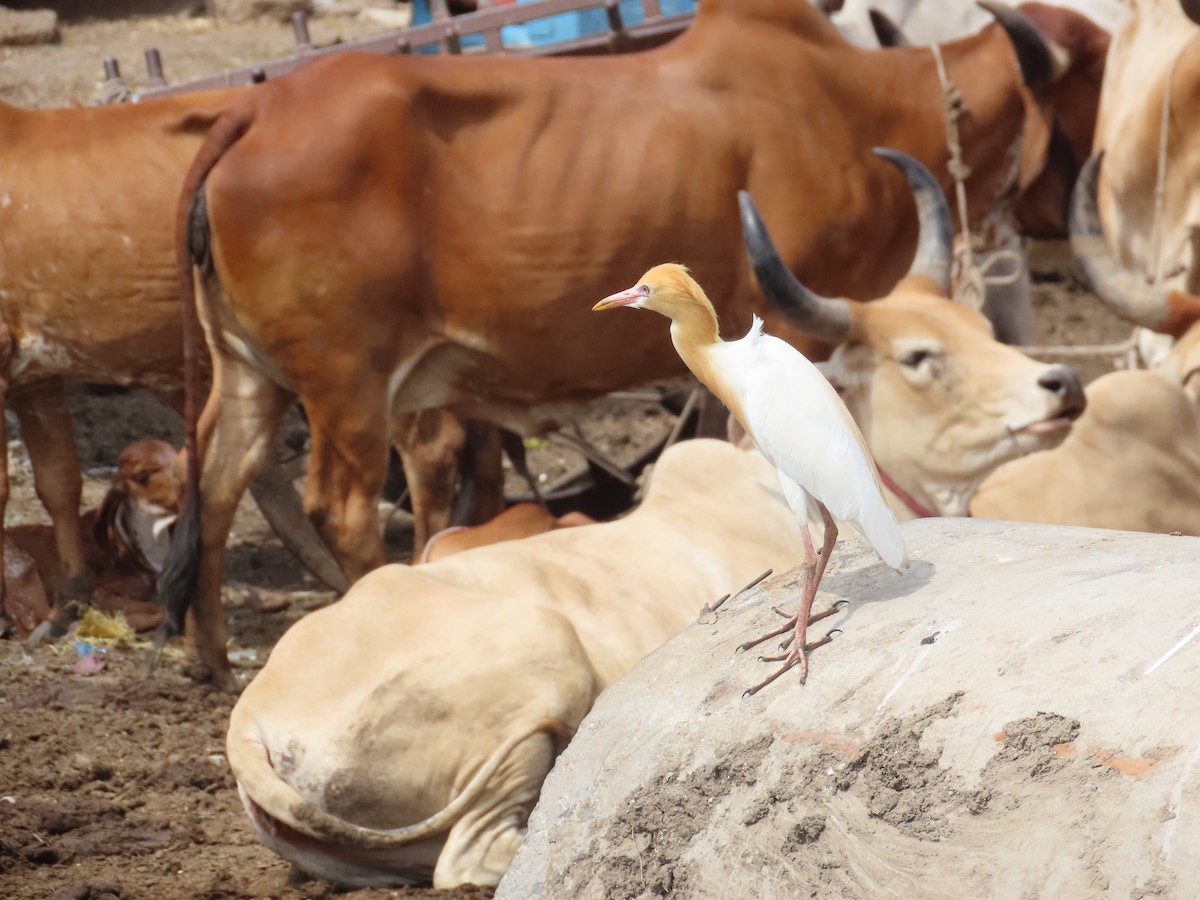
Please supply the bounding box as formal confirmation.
[98,76,131,105]
[930,43,1028,312]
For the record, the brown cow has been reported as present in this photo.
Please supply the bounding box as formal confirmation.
[1,440,182,637]
[0,87,355,640]
[417,504,596,563]
[165,0,1077,687]
[0,91,236,635]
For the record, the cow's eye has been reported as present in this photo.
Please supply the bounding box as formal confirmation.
[900,349,932,368]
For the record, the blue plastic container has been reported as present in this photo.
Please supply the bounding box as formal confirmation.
[410,0,695,51]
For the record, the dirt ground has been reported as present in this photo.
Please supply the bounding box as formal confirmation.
[0,7,1133,900]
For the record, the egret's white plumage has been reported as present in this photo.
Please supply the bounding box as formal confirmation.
[594,263,908,691]
[706,315,909,572]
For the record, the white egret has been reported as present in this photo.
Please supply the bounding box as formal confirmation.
[591,151,944,692]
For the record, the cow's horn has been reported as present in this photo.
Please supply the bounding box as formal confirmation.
[1184,0,1200,28]
[868,8,910,47]
[739,191,852,343]
[977,0,1056,90]
[1069,152,1170,330]
[873,147,952,294]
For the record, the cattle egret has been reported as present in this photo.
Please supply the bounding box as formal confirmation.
[594,266,908,692]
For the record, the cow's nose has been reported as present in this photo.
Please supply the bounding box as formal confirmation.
[1038,365,1087,418]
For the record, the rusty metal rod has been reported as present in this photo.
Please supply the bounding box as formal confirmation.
[292,11,312,51]
[144,47,165,86]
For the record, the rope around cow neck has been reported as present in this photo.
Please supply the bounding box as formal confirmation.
[929,43,1024,312]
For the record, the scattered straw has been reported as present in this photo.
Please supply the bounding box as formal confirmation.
[75,608,137,644]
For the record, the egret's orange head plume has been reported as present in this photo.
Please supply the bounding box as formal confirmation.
[593,263,711,318]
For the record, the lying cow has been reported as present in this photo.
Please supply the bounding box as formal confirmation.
[998,146,1200,535]
[970,369,1200,533]
[417,503,594,563]
[167,0,1086,688]
[740,150,1086,521]
[226,438,807,888]
[2,440,181,638]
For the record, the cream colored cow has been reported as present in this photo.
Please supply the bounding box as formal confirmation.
[226,439,809,889]
[971,368,1200,532]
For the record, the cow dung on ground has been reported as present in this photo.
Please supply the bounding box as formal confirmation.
[499,519,1200,899]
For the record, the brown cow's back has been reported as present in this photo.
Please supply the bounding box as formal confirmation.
[0,90,241,392]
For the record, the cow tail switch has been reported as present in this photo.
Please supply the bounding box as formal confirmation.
[156,103,255,639]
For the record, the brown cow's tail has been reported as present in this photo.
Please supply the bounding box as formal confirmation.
[157,105,255,635]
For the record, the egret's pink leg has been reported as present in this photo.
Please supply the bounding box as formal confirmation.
[742,503,839,695]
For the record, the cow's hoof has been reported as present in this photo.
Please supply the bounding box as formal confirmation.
[25,617,69,648]
[182,660,243,694]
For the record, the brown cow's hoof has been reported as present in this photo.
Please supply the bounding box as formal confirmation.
[25,616,69,648]
[182,659,242,694]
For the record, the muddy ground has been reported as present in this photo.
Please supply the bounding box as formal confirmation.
[0,6,1133,900]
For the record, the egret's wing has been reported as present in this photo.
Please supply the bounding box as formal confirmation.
[736,332,909,570]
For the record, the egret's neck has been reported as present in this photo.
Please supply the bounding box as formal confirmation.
[668,302,743,419]
[667,301,720,372]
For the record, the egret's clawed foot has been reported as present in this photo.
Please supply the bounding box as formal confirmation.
[737,599,846,653]
[743,627,840,697]
[740,600,848,696]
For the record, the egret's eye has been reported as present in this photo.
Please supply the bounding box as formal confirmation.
[900,349,932,368]
[638,283,651,296]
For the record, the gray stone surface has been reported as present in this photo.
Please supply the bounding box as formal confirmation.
[499,519,1200,899]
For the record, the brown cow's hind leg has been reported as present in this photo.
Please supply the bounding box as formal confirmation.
[190,356,293,689]
[302,397,391,582]
[394,410,465,561]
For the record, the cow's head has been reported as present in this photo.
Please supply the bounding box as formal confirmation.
[94,439,181,574]
[1071,151,1200,399]
[741,148,1086,518]
[869,2,1111,235]
[1009,2,1112,238]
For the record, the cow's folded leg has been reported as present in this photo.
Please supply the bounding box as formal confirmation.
[432,727,561,889]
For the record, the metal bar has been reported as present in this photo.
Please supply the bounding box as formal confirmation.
[103,56,121,81]
[604,0,630,53]
[144,47,166,86]
[292,11,313,51]
[482,27,504,53]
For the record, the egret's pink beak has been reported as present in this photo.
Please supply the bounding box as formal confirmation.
[593,284,647,311]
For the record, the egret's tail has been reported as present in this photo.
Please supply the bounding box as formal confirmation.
[857,499,909,572]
